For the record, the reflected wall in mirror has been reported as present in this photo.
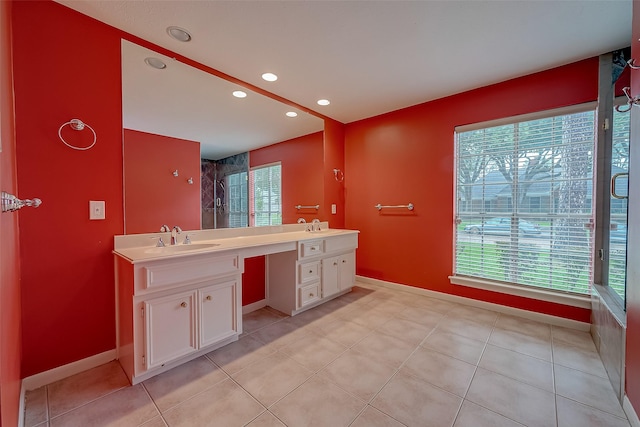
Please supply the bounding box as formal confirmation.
[121,40,324,233]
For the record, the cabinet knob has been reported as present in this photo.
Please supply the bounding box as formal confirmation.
[342,259,347,263]
[180,302,187,308]
[309,270,313,274]
[205,295,212,301]
[333,262,338,266]
[309,293,314,297]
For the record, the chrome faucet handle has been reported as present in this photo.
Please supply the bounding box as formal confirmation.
[160,224,170,232]
[152,237,165,247]
[297,218,306,224]
[170,226,182,245]
[183,234,192,245]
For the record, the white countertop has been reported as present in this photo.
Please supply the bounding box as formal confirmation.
[113,225,359,263]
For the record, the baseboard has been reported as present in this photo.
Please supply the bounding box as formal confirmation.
[625,395,640,427]
[242,298,267,314]
[21,349,116,391]
[355,276,590,331]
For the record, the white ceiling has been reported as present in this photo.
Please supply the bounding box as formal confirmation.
[57,0,632,155]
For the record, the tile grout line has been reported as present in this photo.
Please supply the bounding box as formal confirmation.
[140,382,168,426]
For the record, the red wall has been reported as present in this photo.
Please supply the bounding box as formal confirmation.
[251,131,324,224]
[0,1,22,425]
[323,119,346,229]
[12,1,124,377]
[344,59,598,322]
[124,129,201,234]
[625,0,640,413]
[242,256,266,306]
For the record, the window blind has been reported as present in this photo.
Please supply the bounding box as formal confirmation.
[250,163,282,226]
[227,171,248,228]
[454,109,596,295]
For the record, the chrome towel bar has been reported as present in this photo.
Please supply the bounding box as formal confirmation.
[295,204,320,210]
[375,203,414,211]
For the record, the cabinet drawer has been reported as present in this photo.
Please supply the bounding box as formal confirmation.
[142,254,239,290]
[298,239,324,259]
[298,261,320,284]
[324,234,358,254]
[298,282,321,308]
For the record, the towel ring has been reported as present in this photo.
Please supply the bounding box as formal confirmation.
[58,119,97,151]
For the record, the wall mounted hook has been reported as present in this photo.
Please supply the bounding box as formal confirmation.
[187,177,194,184]
[628,58,640,70]
[173,170,179,177]
[615,87,640,113]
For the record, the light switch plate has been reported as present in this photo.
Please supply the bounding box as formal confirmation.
[331,204,337,214]
[89,200,105,220]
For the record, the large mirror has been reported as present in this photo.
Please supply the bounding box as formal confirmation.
[121,40,324,233]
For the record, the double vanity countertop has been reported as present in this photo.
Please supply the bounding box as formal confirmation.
[113,222,359,263]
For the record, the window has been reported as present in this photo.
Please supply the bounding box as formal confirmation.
[227,171,248,228]
[453,106,596,296]
[250,163,282,226]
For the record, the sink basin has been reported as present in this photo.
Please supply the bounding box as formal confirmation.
[144,243,221,254]
[309,229,344,235]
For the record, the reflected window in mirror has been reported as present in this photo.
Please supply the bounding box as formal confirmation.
[228,171,249,228]
[250,163,282,226]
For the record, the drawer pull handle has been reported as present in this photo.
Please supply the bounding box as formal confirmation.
[311,247,316,251]
[309,293,314,297]
[205,295,212,301]
[342,260,347,263]
[180,302,187,308]
[309,270,313,273]
[333,262,338,266]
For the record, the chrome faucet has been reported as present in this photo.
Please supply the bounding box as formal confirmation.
[171,226,182,245]
[312,219,321,232]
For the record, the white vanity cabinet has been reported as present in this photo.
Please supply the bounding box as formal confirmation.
[268,233,358,315]
[115,252,242,384]
[114,226,359,384]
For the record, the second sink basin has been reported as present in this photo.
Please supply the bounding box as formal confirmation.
[144,243,221,254]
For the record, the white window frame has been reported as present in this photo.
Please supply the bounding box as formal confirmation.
[249,162,282,227]
[450,103,597,309]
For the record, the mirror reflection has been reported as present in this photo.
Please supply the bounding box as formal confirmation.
[121,40,324,233]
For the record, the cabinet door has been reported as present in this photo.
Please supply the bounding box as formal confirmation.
[144,291,197,369]
[199,280,237,348]
[338,252,355,290]
[322,255,340,298]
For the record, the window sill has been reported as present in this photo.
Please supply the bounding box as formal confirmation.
[449,275,592,309]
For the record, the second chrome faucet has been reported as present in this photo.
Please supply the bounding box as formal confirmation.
[160,224,182,245]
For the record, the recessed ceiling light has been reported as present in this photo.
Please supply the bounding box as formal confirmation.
[286,111,298,117]
[167,26,192,42]
[232,90,247,98]
[144,57,167,70]
[317,99,330,106]
[262,73,278,82]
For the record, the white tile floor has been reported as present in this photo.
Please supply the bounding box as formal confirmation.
[24,282,631,427]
